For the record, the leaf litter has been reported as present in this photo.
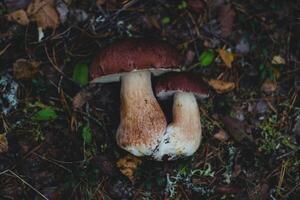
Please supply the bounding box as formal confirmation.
[1,0,300,199]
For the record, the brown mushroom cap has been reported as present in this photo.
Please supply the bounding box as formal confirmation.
[155,72,210,100]
[90,38,182,82]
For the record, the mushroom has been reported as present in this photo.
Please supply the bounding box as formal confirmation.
[154,72,209,160]
[90,38,182,157]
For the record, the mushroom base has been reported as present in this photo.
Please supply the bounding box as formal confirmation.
[116,70,167,157]
[153,92,202,160]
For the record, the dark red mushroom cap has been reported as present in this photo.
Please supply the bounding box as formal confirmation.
[155,72,210,99]
[90,38,182,82]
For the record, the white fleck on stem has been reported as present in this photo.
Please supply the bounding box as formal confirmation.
[38,27,44,42]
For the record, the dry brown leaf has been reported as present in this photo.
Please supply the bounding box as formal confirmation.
[261,79,277,94]
[218,4,235,38]
[0,134,8,153]
[6,9,30,25]
[72,90,93,109]
[27,0,60,29]
[218,48,234,68]
[13,59,40,79]
[213,129,229,141]
[208,79,235,93]
[116,155,142,182]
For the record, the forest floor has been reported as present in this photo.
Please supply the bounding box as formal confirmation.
[0,0,300,199]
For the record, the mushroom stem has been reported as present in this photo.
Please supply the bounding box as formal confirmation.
[116,70,167,157]
[154,92,202,160]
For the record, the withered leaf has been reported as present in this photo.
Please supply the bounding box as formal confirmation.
[27,0,60,29]
[208,79,235,93]
[13,59,40,79]
[214,129,229,142]
[218,4,235,38]
[218,48,234,68]
[116,155,142,182]
[6,9,30,25]
[0,134,8,153]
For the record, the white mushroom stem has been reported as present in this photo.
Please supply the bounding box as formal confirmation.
[116,70,167,157]
[154,92,202,160]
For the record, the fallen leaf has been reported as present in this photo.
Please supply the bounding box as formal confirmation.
[73,90,93,109]
[6,9,30,25]
[82,124,92,145]
[0,134,8,153]
[272,55,285,65]
[214,129,229,141]
[208,79,235,93]
[72,62,89,86]
[73,84,102,109]
[27,0,60,29]
[31,107,57,121]
[221,116,253,143]
[199,50,215,67]
[117,155,142,182]
[218,4,235,38]
[13,59,40,79]
[261,79,277,94]
[218,48,234,68]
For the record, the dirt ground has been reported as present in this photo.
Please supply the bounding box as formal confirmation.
[0,0,300,199]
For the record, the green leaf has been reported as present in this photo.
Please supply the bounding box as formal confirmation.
[161,17,171,25]
[82,124,92,145]
[32,107,57,121]
[73,62,89,86]
[199,50,215,67]
[177,1,187,9]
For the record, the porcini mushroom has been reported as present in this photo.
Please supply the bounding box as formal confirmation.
[90,38,182,157]
[154,72,209,160]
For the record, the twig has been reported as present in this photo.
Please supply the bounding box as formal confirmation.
[0,43,11,56]
[33,153,72,173]
[0,170,49,200]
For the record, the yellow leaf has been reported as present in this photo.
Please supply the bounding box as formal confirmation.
[6,9,30,26]
[272,55,285,65]
[218,49,234,68]
[0,134,8,153]
[27,0,60,29]
[208,79,235,93]
[117,155,142,182]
